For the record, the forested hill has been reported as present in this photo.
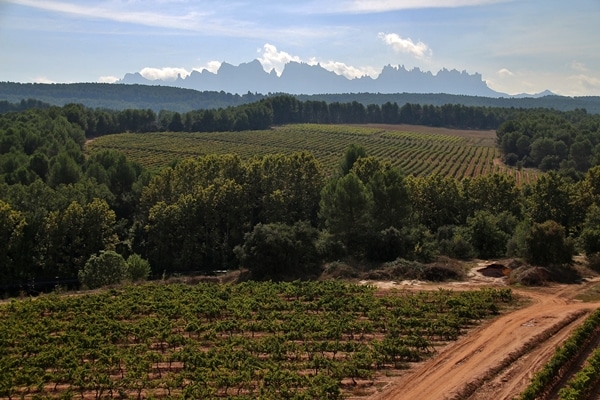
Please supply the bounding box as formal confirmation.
[0,82,263,113]
[1,82,600,113]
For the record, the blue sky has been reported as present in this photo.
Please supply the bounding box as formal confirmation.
[1,0,599,96]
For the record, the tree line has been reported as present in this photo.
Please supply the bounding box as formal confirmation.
[3,82,600,113]
[3,102,600,293]
[497,108,600,178]
[0,95,554,139]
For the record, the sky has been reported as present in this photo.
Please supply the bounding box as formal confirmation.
[0,0,599,96]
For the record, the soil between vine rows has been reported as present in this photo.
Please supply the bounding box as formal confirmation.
[366,275,600,400]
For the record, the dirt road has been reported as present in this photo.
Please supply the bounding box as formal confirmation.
[369,280,600,400]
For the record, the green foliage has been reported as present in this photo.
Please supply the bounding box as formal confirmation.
[0,200,27,284]
[407,174,466,231]
[235,221,319,279]
[352,157,412,231]
[366,227,408,262]
[497,108,600,175]
[463,173,521,217]
[42,198,118,278]
[126,253,151,282]
[319,173,373,253]
[559,344,600,399]
[142,152,324,274]
[0,281,513,399]
[506,219,531,258]
[525,220,574,267]
[339,143,367,176]
[78,250,127,289]
[464,211,516,259]
[526,171,575,231]
[520,308,600,400]
[86,123,527,182]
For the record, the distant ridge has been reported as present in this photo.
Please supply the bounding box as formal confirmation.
[119,60,505,97]
[1,82,599,114]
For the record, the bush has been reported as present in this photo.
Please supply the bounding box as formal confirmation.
[235,221,320,280]
[126,253,151,282]
[78,250,127,289]
[525,220,574,266]
[438,234,475,260]
[464,211,515,259]
[315,230,347,261]
[366,227,408,262]
[586,253,600,273]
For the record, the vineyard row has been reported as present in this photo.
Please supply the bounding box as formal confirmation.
[0,281,514,399]
[86,124,538,183]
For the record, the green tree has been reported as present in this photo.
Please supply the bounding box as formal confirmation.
[235,221,319,279]
[78,250,127,289]
[126,254,151,282]
[0,200,27,285]
[47,153,82,188]
[525,220,573,266]
[407,174,465,232]
[464,211,515,259]
[351,158,411,224]
[319,173,373,252]
[525,171,575,232]
[145,195,203,274]
[463,173,521,217]
[338,144,367,176]
[42,198,117,278]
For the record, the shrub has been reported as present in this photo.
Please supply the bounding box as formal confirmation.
[235,221,319,280]
[586,253,600,273]
[525,220,574,266]
[126,253,151,282]
[78,250,127,289]
[366,227,408,262]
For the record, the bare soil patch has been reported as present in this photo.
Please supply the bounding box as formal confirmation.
[363,271,600,400]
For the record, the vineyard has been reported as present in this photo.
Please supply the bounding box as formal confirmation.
[0,281,514,399]
[521,307,600,400]
[86,124,539,184]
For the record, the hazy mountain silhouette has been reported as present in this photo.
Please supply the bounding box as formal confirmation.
[119,60,513,97]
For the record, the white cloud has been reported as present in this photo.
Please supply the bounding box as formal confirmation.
[202,61,222,74]
[32,76,56,84]
[257,44,301,76]
[319,61,379,79]
[140,67,190,81]
[98,75,119,83]
[256,44,379,79]
[497,68,514,77]
[7,0,210,31]
[378,32,432,59]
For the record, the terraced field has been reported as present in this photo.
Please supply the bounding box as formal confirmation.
[86,124,539,184]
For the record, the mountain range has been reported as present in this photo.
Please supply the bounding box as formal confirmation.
[119,60,542,98]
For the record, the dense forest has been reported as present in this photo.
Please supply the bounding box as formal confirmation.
[3,82,600,113]
[3,98,600,294]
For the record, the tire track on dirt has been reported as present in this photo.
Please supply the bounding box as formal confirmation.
[369,284,600,400]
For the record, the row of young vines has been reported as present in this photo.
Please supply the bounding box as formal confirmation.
[86,124,538,183]
[0,281,514,399]
[520,308,600,400]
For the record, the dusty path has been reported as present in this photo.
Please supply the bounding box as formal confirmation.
[369,280,600,400]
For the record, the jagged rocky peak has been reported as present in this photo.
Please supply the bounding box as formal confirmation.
[118,60,505,97]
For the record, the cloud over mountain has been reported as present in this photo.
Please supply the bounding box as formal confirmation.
[378,33,432,59]
[119,58,503,97]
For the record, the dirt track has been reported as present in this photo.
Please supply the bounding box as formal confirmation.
[368,277,600,400]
